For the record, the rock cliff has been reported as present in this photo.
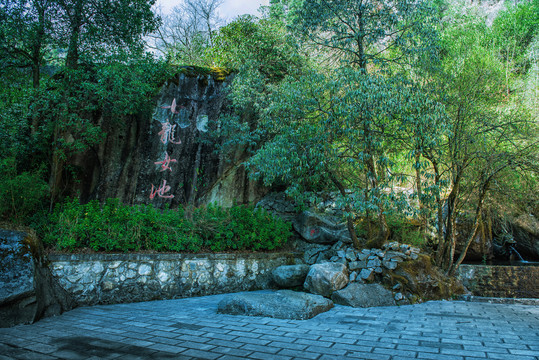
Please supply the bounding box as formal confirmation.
[68,68,264,208]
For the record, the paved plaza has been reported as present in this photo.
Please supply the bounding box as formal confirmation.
[1,291,538,360]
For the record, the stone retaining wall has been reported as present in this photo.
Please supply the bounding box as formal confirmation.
[48,252,299,306]
[457,264,539,298]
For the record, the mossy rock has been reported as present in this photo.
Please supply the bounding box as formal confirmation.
[386,254,465,301]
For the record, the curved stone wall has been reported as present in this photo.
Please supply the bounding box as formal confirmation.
[48,252,299,306]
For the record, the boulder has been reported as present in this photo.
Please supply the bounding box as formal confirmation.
[331,283,395,308]
[390,254,465,301]
[0,229,74,327]
[272,265,310,288]
[217,290,333,320]
[293,211,351,244]
[511,214,539,260]
[304,262,348,297]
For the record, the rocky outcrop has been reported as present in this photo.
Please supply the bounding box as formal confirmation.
[293,210,351,244]
[511,214,539,260]
[217,290,333,320]
[303,262,348,297]
[272,264,310,288]
[0,229,74,327]
[66,68,265,208]
[331,283,395,308]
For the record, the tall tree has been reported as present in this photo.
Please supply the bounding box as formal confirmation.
[0,0,53,88]
[148,0,223,64]
[53,0,159,68]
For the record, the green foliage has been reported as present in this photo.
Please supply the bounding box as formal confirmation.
[40,199,291,253]
[0,158,49,223]
[492,0,539,76]
[357,214,425,248]
[289,0,439,70]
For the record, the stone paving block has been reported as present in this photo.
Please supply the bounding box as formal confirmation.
[295,338,333,347]
[176,341,216,351]
[373,347,418,357]
[441,338,482,346]
[249,352,293,360]
[332,342,373,352]
[344,351,391,360]
[442,348,487,357]
[148,329,181,339]
[147,336,183,346]
[486,354,539,360]
[204,332,238,341]
[269,341,308,351]
[181,348,221,359]
[509,349,539,356]
[240,343,282,354]
[278,348,321,359]
[228,330,262,339]
[146,343,187,354]
[306,345,347,356]
[211,346,253,357]
[417,352,464,360]
[397,344,439,354]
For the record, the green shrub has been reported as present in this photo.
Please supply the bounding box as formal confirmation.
[0,158,49,223]
[357,214,426,248]
[41,199,291,252]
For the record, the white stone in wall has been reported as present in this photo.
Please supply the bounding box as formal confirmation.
[138,264,152,276]
[67,274,82,283]
[92,262,104,274]
[158,271,169,283]
[108,261,121,269]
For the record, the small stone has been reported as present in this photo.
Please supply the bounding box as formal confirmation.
[394,292,404,301]
[138,264,152,276]
[108,261,122,269]
[349,271,358,282]
[410,252,419,260]
[345,248,357,261]
[382,259,398,270]
[337,250,346,259]
[357,253,369,261]
[367,258,381,268]
[393,283,401,290]
[359,268,374,281]
[349,260,367,271]
[158,271,169,283]
[374,266,383,274]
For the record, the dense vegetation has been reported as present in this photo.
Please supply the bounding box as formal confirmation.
[38,199,290,252]
[1,0,538,268]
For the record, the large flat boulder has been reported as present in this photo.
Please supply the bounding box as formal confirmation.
[304,262,348,297]
[217,290,333,320]
[272,265,310,288]
[331,283,395,308]
[293,211,351,244]
[0,229,74,327]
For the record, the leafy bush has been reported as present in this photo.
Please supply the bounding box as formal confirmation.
[41,199,291,253]
[0,158,49,223]
[357,214,426,249]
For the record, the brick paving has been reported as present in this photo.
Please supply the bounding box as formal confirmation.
[0,290,538,360]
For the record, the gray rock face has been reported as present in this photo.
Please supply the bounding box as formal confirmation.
[331,283,395,308]
[272,265,310,288]
[304,262,348,297]
[217,290,334,320]
[293,211,351,244]
[0,229,74,327]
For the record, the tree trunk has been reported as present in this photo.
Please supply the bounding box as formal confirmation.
[328,171,361,249]
[415,151,426,233]
[65,0,84,69]
[449,178,489,276]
